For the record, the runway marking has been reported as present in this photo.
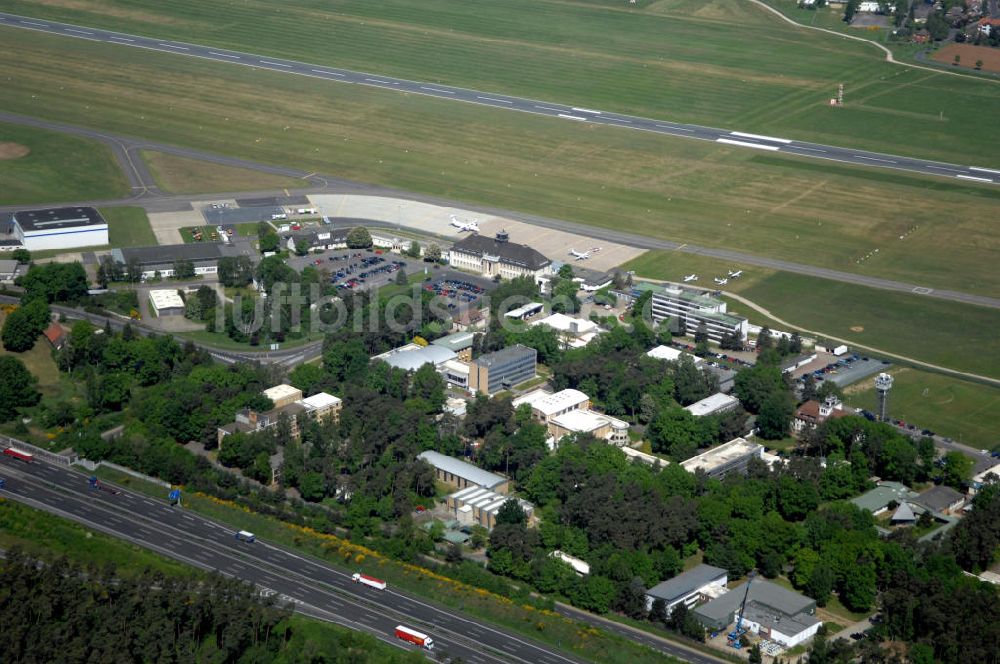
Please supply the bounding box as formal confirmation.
[970,166,1000,175]
[535,105,562,112]
[364,78,392,84]
[854,155,896,164]
[956,174,993,183]
[66,28,93,35]
[311,69,344,76]
[790,145,827,153]
[716,138,780,151]
[261,60,291,67]
[159,43,189,50]
[420,86,454,94]
[110,36,135,43]
[605,117,632,123]
[21,20,49,26]
[731,131,791,144]
[478,96,512,104]
[557,114,587,121]
[572,107,601,114]
[210,51,240,59]
[656,124,694,132]
[912,286,933,294]
[927,165,962,173]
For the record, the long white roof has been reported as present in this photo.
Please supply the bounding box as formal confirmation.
[512,388,589,416]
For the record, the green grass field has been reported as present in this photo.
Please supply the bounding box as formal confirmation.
[2,28,1000,300]
[0,312,72,399]
[141,150,307,194]
[5,0,1000,167]
[623,251,1000,379]
[0,121,129,205]
[845,368,1000,451]
[102,206,156,247]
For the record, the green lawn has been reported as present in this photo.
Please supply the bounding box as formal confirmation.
[0,121,129,205]
[844,368,1000,451]
[624,251,1000,379]
[6,0,1000,168]
[101,206,156,247]
[141,150,307,194]
[3,29,1000,301]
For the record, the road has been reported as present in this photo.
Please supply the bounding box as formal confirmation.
[0,454,596,664]
[1,11,998,188]
[1,110,999,312]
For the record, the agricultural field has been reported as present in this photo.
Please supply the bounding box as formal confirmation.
[3,28,1000,300]
[623,251,1000,379]
[3,0,1000,167]
[141,150,307,195]
[844,367,1000,451]
[0,121,129,205]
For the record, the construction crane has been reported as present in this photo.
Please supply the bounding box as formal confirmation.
[728,570,756,649]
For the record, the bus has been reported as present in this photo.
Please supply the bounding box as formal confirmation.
[3,447,34,463]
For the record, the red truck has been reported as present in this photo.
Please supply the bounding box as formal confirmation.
[352,572,387,590]
[394,625,434,650]
[3,447,33,462]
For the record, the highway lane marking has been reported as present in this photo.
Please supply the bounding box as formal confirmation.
[956,174,993,183]
[656,124,694,132]
[557,113,587,121]
[182,514,196,521]
[716,138,780,151]
[66,28,93,35]
[110,36,135,43]
[159,43,189,50]
[970,166,1000,175]
[261,60,292,67]
[210,51,240,59]
[420,86,454,94]
[854,155,896,164]
[478,96,512,104]
[535,105,562,112]
[731,130,791,144]
[572,106,601,114]
[312,69,344,76]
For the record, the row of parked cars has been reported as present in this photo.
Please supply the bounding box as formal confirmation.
[422,278,483,304]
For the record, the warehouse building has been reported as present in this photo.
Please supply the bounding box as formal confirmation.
[431,331,476,361]
[694,579,820,648]
[11,207,109,251]
[468,344,536,395]
[376,344,458,373]
[112,242,251,280]
[645,564,728,613]
[680,437,764,478]
[448,230,552,282]
[649,286,748,343]
[148,289,185,316]
[684,393,740,418]
[446,486,533,530]
[417,450,510,493]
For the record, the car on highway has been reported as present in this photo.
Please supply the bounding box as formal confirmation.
[234,530,256,543]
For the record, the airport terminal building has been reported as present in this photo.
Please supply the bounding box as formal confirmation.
[448,230,552,282]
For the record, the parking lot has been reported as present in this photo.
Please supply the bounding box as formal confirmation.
[790,353,890,389]
[421,276,489,311]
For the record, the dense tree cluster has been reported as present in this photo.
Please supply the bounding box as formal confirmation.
[0,356,41,422]
[16,262,89,304]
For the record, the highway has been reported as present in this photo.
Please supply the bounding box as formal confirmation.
[0,452,724,664]
[1,12,998,187]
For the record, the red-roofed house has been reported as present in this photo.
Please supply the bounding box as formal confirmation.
[43,322,68,350]
[978,18,1000,35]
[792,396,851,434]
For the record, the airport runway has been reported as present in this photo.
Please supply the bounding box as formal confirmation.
[1,12,998,187]
[0,452,726,664]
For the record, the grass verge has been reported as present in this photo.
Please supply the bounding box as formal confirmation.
[141,150,307,194]
[90,467,684,664]
[0,120,129,205]
[102,206,156,247]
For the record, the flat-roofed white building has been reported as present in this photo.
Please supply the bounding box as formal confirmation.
[512,388,590,423]
[148,289,185,316]
[531,312,602,348]
[504,302,545,321]
[646,345,702,366]
[441,359,471,389]
[13,207,109,251]
[298,391,343,423]
[680,437,763,478]
[649,286,748,343]
[446,485,533,530]
[550,409,630,446]
[263,384,304,409]
[684,393,740,418]
[417,450,510,493]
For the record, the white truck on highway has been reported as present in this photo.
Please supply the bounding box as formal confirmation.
[352,572,387,590]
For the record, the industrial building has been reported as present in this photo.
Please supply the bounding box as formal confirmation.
[468,344,536,395]
[680,437,764,478]
[448,230,552,282]
[446,486,533,530]
[416,450,510,494]
[645,564,728,613]
[148,289,186,316]
[431,331,476,361]
[694,579,820,648]
[684,393,740,418]
[112,242,251,280]
[649,286,748,343]
[375,344,458,373]
[9,207,109,251]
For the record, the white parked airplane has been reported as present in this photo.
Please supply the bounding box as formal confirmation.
[450,215,479,232]
[683,274,698,282]
[569,247,601,260]
[714,277,729,285]
[728,270,743,278]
